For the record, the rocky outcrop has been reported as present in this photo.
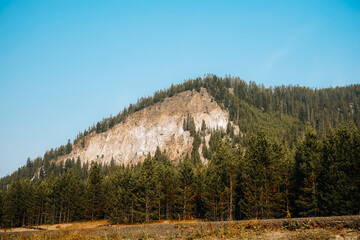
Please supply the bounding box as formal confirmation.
[59,88,230,165]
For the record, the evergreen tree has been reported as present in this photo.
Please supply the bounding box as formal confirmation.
[134,155,157,222]
[106,166,134,224]
[33,182,46,225]
[320,125,360,216]
[3,179,34,227]
[205,139,237,220]
[65,139,72,154]
[162,160,177,220]
[293,125,322,217]
[0,190,3,227]
[43,171,56,224]
[177,155,196,220]
[86,163,104,220]
[240,130,282,219]
[201,119,207,133]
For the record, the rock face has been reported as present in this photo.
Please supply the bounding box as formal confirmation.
[59,88,229,165]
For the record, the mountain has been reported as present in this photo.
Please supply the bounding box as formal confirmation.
[1,75,359,228]
[1,74,360,185]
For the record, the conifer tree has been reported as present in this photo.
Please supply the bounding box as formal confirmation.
[135,155,157,222]
[33,182,46,225]
[162,160,177,220]
[205,139,236,220]
[3,179,34,227]
[320,125,360,216]
[240,130,280,219]
[106,166,134,223]
[293,125,322,217]
[0,190,3,227]
[86,163,104,220]
[44,171,56,224]
[177,155,196,220]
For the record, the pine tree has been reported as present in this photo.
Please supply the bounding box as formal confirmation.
[293,125,322,217]
[162,160,177,220]
[33,182,46,225]
[201,119,207,133]
[205,139,237,220]
[65,139,72,154]
[86,163,104,221]
[0,190,3,227]
[106,166,134,223]
[177,155,196,220]
[3,179,34,227]
[320,124,360,216]
[44,171,56,224]
[240,130,281,219]
[134,155,157,222]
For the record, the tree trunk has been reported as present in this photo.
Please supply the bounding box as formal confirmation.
[229,174,233,221]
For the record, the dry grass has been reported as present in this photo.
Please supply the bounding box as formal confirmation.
[1,216,359,239]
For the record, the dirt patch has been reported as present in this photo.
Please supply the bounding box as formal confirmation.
[0,220,110,233]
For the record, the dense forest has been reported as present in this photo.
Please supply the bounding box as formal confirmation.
[0,75,359,228]
[0,124,359,228]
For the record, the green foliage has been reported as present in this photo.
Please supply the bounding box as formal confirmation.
[205,139,238,220]
[183,114,196,137]
[0,190,3,227]
[86,163,104,220]
[240,130,286,219]
[0,125,359,227]
[1,76,360,227]
[293,126,322,217]
[177,156,196,219]
[319,124,360,216]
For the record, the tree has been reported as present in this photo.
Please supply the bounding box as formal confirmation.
[205,139,237,220]
[0,190,3,227]
[201,119,207,133]
[320,125,360,216]
[106,166,134,224]
[65,139,72,154]
[293,125,322,217]
[3,179,34,227]
[134,155,157,222]
[43,171,56,224]
[240,130,283,219]
[177,155,196,219]
[86,163,104,220]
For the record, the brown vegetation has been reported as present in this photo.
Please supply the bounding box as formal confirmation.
[1,216,359,239]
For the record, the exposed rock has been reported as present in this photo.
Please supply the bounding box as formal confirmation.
[58,88,229,165]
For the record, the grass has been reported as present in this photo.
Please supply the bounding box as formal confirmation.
[1,216,359,239]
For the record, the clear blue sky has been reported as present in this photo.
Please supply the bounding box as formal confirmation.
[0,0,359,177]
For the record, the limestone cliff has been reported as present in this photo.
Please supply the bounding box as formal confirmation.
[58,88,230,165]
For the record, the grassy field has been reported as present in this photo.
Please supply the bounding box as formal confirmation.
[1,216,359,239]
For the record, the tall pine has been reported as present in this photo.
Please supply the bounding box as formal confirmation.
[293,125,322,217]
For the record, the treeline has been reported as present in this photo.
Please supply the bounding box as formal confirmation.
[1,124,359,228]
[74,74,360,146]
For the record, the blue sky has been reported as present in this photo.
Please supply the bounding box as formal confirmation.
[0,0,359,177]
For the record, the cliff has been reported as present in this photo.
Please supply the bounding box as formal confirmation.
[59,88,230,165]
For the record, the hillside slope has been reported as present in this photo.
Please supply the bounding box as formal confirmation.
[60,88,229,165]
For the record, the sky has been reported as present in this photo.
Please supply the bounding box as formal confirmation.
[0,0,359,177]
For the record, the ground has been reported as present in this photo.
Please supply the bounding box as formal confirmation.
[1,216,359,239]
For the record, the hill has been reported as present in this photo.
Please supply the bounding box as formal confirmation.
[0,75,359,228]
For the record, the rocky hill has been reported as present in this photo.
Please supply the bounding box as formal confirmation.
[58,88,232,165]
[1,75,359,188]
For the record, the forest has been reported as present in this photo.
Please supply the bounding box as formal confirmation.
[0,124,359,228]
[0,75,359,228]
